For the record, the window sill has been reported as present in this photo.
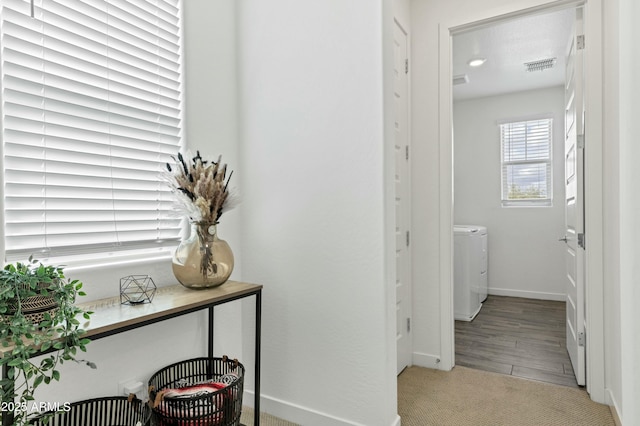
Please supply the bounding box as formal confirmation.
[501,200,553,208]
[40,247,176,274]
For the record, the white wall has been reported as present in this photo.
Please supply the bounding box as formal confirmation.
[602,0,622,419]
[33,0,244,408]
[181,0,244,361]
[453,87,566,300]
[236,1,398,426]
[618,0,640,423]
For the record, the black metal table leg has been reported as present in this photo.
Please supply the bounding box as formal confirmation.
[208,306,214,360]
[254,290,262,426]
[2,363,14,426]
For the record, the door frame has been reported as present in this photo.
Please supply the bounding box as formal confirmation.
[437,0,605,403]
[393,17,413,374]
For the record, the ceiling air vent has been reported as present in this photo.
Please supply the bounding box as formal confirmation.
[453,74,469,85]
[524,57,557,72]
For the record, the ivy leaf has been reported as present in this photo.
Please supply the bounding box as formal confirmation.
[7,358,23,367]
[1,259,95,425]
[33,375,44,388]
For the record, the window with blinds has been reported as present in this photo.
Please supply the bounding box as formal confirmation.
[0,0,183,260]
[500,118,553,206]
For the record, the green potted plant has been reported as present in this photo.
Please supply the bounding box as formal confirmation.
[0,256,94,425]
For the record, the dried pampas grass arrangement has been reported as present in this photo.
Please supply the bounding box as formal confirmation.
[163,151,238,278]
[163,150,238,225]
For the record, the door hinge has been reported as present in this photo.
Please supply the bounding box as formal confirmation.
[578,233,585,249]
[405,145,409,160]
[577,34,585,50]
[407,318,411,333]
[578,331,586,347]
[577,134,585,149]
[406,230,410,247]
[405,58,409,74]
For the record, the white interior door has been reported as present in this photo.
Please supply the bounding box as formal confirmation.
[393,21,412,375]
[563,7,585,386]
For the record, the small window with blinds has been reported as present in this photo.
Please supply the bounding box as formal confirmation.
[0,0,183,260]
[500,118,553,207]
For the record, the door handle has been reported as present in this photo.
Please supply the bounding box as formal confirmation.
[558,236,568,243]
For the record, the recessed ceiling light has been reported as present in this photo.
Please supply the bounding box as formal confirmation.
[468,58,486,67]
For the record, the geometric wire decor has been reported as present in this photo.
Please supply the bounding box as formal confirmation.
[120,275,157,305]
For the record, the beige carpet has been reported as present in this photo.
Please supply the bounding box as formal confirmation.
[240,406,300,426]
[399,366,615,426]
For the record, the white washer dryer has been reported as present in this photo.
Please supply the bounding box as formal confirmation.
[454,225,488,321]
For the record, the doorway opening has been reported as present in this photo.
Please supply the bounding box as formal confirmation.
[451,5,580,387]
[438,0,605,402]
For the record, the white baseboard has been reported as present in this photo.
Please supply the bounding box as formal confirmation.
[412,352,446,370]
[488,287,565,301]
[243,390,400,426]
[606,389,623,426]
[391,414,401,426]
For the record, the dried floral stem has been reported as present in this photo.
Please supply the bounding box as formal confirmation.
[196,222,218,278]
[162,151,237,224]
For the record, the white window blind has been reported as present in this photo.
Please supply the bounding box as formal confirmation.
[500,118,553,206]
[0,0,183,259]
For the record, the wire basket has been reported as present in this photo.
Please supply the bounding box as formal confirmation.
[148,357,244,426]
[29,396,151,426]
[6,282,59,325]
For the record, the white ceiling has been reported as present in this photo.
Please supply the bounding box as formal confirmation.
[452,8,576,101]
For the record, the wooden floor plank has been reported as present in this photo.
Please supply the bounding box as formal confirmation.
[512,365,578,387]
[455,295,579,388]
[455,353,514,375]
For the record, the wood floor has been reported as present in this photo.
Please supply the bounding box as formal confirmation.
[455,295,579,388]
